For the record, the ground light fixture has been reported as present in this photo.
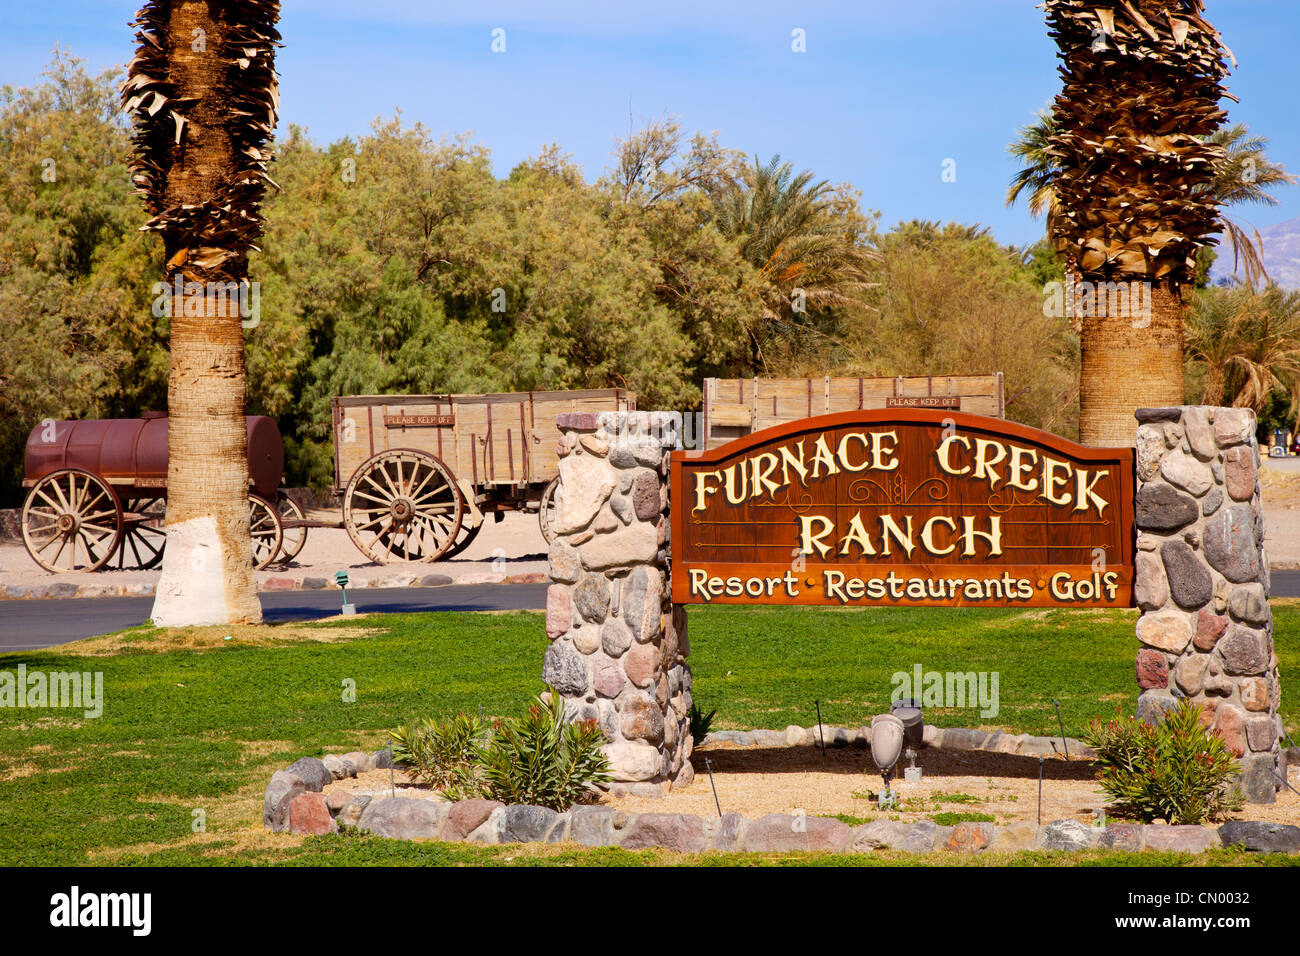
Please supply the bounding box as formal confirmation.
[870,712,905,810]
[891,698,924,782]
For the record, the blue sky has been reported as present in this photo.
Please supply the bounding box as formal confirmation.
[4,0,1297,247]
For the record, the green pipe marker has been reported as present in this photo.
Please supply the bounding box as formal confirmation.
[335,570,356,615]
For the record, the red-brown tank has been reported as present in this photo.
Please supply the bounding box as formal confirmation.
[23,414,284,499]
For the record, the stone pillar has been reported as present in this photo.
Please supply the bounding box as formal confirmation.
[1133,406,1281,803]
[544,411,693,797]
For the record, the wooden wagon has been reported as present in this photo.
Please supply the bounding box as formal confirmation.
[325,389,636,564]
[20,413,295,573]
[700,374,1006,450]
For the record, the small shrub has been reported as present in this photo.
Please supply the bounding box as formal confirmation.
[478,687,611,811]
[933,792,985,805]
[689,703,716,742]
[931,811,995,826]
[1083,700,1243,824]
[388,712,485,801]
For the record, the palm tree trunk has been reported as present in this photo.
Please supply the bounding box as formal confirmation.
[1078,280,1185,447]
[149,1,260,626]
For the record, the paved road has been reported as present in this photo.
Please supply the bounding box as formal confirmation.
[0,583,549,653]
[3,572,1298,654]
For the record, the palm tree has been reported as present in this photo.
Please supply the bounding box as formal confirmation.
[709,154,877,369]
[1204,124,1298,286]
[122,0,281,625]
[1035,0,1240,446]
[1187,285,1300,417]
[1009,114,1295,292]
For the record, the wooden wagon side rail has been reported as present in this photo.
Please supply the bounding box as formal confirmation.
[328,388,635,565]
[702,374,1005,451]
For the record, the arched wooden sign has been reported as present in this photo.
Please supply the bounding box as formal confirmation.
[670,410,1135,608]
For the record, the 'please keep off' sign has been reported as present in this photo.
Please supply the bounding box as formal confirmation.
[669,410,1135,608]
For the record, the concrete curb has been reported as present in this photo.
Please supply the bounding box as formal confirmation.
[0,571,548,601]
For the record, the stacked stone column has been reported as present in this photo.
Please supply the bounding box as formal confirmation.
[543,411,693,796]
[1133,406,1281,803]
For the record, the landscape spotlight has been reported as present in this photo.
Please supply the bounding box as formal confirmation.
[870,712,905,808]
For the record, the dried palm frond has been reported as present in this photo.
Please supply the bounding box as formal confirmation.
[121,1,281,279]
[1044,0,1233,285]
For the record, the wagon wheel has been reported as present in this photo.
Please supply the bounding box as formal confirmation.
[110,496,167,570]
[538,477,560,544]
[272,491,308,566]
[21,468,123,573]
[248,493,284,570]
[343,449,464,564]
[440,512,484,560]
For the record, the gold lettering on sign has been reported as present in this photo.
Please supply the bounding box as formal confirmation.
[690,426,1110,517]
[799,515,835,557]
[921,515,957,555]
[936,434,971,476]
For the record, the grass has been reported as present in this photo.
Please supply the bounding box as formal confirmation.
[0,602,1296,866]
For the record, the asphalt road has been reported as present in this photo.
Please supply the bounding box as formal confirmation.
[0,583,549,653]
[3,572,1298,654]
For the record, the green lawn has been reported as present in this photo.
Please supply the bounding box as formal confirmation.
[0,603,1295,867]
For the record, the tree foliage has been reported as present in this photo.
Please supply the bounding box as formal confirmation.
[3,54,1131,504]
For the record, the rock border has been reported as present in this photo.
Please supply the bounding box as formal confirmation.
[263,734,1300,855]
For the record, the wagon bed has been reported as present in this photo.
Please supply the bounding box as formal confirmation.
[327,389,635,564]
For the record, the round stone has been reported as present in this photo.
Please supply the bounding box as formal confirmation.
[542,642,588,696]
[1135,483,1198,532]
[1203,506,1261,583]
[1160,539,1212,610]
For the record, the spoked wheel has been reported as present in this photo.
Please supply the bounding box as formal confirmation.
[21,469,123,572]
[343,449,463,564]
[273,491,308,566]
[538,477,559,544]
[440,514,484,560]
[248,493,284,570]
[110,496,167,570]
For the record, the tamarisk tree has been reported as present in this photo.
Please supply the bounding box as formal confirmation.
[121,0,281,624]
[1044,0,1232,446]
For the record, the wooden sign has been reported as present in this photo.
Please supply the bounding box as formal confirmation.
[383,414,455,428]
[885,396,960,410]
[670,410,1134,608]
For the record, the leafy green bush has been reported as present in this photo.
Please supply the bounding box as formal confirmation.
[689,702,716,742]
[478,689,611,811]
[1083,700,1244,824]
[388,712,485,801]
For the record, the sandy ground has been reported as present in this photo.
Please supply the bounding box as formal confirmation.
[326,743,1300,828]
[1262,458,1300,569]
[0,510,548,592]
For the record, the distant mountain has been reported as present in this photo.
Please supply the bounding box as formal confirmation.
[1210,216,1300,289]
